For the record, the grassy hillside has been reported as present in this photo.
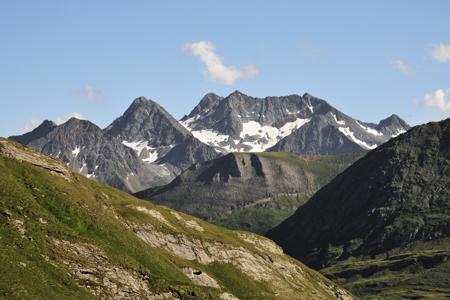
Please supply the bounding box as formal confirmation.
[137,151,362,234]
[322,240,450,299]
[0,138,352,300]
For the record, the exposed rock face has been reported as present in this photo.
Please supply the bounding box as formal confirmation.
[9,97,218,193]
[181,91,410,154]
[267,119,450,298]
[135,152,361,234]
[182,268,220,289]
[9,120,57,145]
[267,115,365,155]
[0,138,72,181]
[105,97,217,172]
[52,239,177,300]
[10,118,167,192]
[126,212,352,299]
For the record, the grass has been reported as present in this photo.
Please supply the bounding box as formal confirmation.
[216,194,310,234]
[321,245,450,299]
[0,142,348,299]
[246,151,363,186]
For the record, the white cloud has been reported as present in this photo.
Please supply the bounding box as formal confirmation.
[54,112,85,125]
[76,84,103,102]
[19,117,43,133]
[432,43,450,63]
[422,88,450,114]
[391,59,413,75]
[183,41,258,85]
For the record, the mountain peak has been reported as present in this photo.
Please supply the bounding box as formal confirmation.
[62,117,94,128]
[377,114,410,132]
[204,92,221,98]
[65,117,83,123]
[129,96,160,109]
[41,119,57,127]
[9,120,57,145]
[131,96,149,105]
[302,92,316,99]
[228,90,247,97]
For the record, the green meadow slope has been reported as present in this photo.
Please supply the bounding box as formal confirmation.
[0,138,352,300]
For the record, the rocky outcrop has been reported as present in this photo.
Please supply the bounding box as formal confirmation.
[0,138,72,181]
[52,239,177,300]
[123,205,353,299]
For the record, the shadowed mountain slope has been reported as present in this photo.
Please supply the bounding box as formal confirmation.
[267,119,450,299]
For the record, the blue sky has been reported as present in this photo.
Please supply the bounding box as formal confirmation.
[1,1,449,137]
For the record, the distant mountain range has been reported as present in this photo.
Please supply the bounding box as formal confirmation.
[267,118,450,298]
[10,91,410,192]
[10,98,218,192]
[181,91,410,154]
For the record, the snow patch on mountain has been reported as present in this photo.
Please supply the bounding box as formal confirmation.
[240,118,310,148]
[79,162,87,173]
[338,127,377,150]
[122,140,150,156]
[391,129,407,138]
[72,146,81,157]
[122,140,162,164]
[180,116,199,129]
[356,121,383,136]
[331,113,345,125]
[190,129,232,151]
[142,149,160,163]
[188,118,310,152]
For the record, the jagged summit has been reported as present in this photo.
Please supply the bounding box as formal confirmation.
[181,91,410,154]
[10,96,218,192]
[105,96,190,141]
[228,90,247,97]
[62,117,96,127]
[11,92,410,193]
[105,96,217,172]
[9,119,56,145]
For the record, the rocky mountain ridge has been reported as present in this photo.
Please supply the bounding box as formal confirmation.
[10,91,409,193]
[181,91,410,154]
[10,97,218,193]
